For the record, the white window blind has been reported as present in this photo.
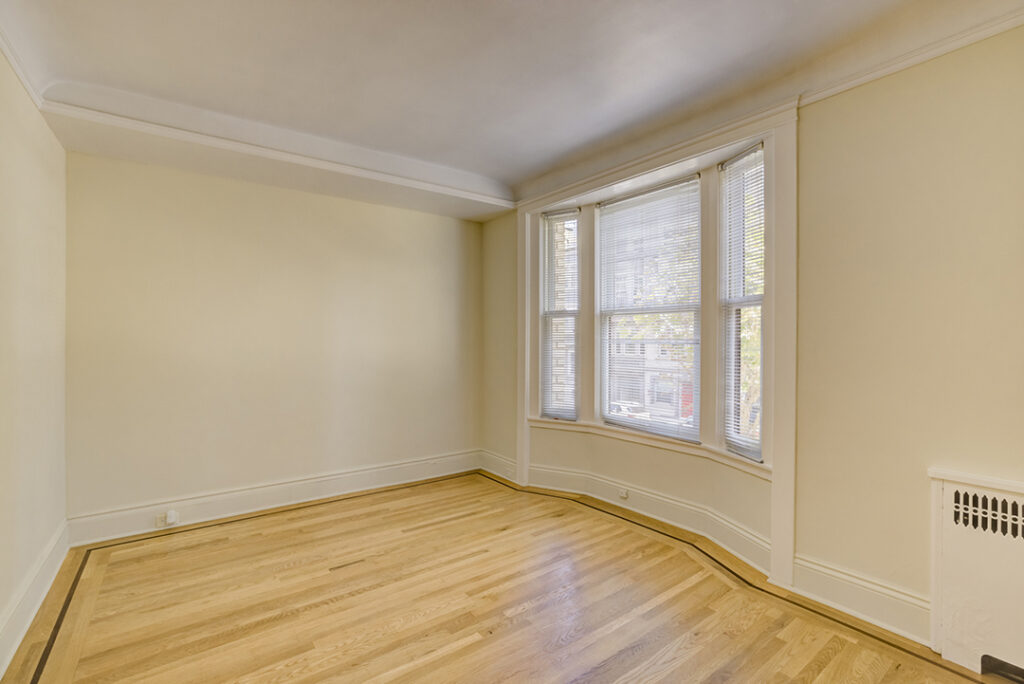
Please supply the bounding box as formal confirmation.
[721,146,764,459]
[599,179,701,440]
[541,211,579,419]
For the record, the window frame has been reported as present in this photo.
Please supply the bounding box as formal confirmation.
[539,209,581,420]
[596,177,704,443]
[719,144,767,460]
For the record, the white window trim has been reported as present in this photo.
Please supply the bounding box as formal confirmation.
[516,102,797,586]
[526,415,772,481]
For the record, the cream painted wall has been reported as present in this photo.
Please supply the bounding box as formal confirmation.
[797,24,1024,594]
[481,211,517,460]
[0,51,66,650]
[66,155,481,517]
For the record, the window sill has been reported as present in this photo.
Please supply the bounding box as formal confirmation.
[527,416,772,481]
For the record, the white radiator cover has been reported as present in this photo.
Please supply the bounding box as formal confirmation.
[930,468,1024,673]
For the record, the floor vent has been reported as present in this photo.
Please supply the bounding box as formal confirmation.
[931,469,1024,674]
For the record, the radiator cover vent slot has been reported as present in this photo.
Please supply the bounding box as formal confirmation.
[952,489,1024,538]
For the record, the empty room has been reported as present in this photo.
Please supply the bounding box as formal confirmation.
[3,1,1024,682]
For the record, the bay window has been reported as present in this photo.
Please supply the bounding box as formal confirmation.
[529,124,789,466]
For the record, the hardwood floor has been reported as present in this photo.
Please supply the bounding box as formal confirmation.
[3,473,992,683]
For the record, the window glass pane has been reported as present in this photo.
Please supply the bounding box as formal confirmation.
[724,304,761,446]
[544,215,578,312]
[603,311,698,440]
[722,149,764,300]
[542,314,577,419]
[600,183,700,311]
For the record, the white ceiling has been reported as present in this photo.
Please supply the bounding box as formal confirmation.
[1,0,1021,217]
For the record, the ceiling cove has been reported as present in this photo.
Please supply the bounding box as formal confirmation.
[1,1,1022,219]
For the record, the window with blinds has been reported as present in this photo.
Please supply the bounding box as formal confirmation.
[721,147,765,459]
[599,180,701,440]
[541,211,579,419]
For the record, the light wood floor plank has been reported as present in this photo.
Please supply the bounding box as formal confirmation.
[3,473,997,683]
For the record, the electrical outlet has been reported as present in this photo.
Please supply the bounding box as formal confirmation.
[156,510,180,528]
[618,488,629,500]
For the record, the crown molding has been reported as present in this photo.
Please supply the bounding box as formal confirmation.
[41,99,514,220]
[801,6,1024,106]
[41,79,514,202]
[0,16,41,107]
[41,100,514,209]
[2,24,515,219]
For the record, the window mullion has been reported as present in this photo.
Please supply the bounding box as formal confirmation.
[529,213,542,419]
[598,303,700,316]
[578,205,597,423]
[722,293,762,308]
[699,167,720,448]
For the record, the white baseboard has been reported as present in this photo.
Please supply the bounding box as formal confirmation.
[527,463,772,573]
[68,449,483,545]
[525,462,933,647]
[792,554,931,646]
[0,521,69,677]
[477,449,516,481]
